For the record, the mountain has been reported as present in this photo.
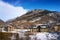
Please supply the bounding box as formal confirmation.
[0,19,5,27]
[6,9,60,28]
[0,19,5,25]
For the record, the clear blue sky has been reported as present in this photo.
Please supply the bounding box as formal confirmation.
[3,0,60,11]
[0,0,60,21]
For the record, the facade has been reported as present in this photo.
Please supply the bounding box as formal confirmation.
[0,25,5,32]
[0,27,2,32]
[51,23,60,32]
[29,27,38,33]
[0,25,2,32]
[54,24,60,32]
[37,24,49,32]
[8,25,14,32]
[5,25,14,32]
[29,24,49,32]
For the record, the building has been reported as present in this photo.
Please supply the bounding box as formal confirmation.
[29,24,49,33]
[4,25,14,32]
[29,26,38,33]
[54,23,60,32]
[0,25,2,32]
[0,25,5,32]
[36,24,49,32]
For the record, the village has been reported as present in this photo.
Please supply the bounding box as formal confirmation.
[0,9,60,40]
[0,23,60,33]
[0,0,60,40]
[0,23,60,40]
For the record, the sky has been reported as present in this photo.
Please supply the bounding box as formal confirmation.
[0,0,60,21]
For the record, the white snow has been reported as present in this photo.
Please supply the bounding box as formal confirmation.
[36,32,59,40]
[14,29,30,32]
[10,34,16,40]
[1,28,59,40]
[7,29,59,40]
[36,32,49,40]
[30,17,41,22]
[29,35,36,40]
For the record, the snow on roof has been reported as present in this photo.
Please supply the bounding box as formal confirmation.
[56,23,60,26]
[36,24,47,26]
[36,24,48,28]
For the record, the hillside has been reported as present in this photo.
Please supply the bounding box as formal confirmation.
[0,19,5,25]
[0,19,5,27]
[6,9,60,28]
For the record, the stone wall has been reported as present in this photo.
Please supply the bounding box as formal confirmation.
[0,32,18,40]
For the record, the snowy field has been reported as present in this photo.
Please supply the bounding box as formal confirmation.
[17,30,60,40]
[1,29,60,40]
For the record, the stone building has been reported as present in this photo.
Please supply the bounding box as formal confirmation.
[0,25,5,32]
[54,23,60,32]
[36,24,49,32]
[29,24,49,33]
[4,25,14,32]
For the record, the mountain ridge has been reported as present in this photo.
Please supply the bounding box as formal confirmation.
[5,9,60,28]
[0,9,60,28]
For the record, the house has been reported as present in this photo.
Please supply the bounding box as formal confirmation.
[0,25,2,32]
[54,23,60,32]
[0,26,2,32]
[29,26,38,33]
[36,24,49,32]
[0,25,5,32]
[4,25,14,32]
[29,24,49,33]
